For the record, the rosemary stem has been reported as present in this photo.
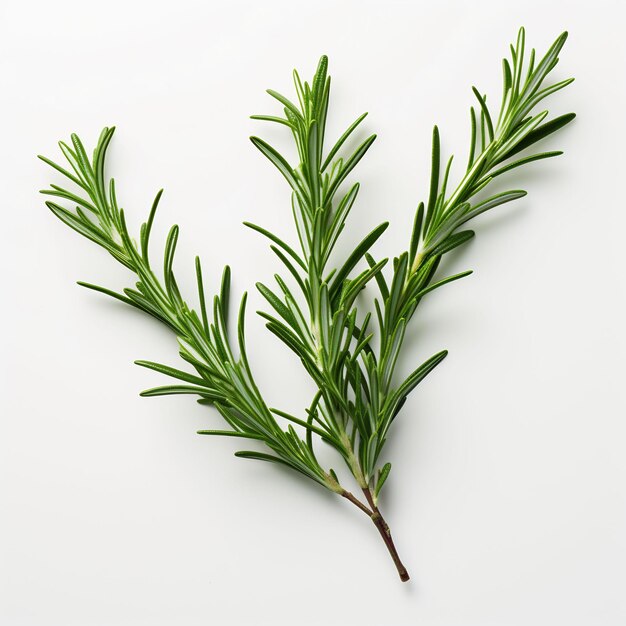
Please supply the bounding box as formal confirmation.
[363,488,410,582]
[342,488,410,582]
[341,489,372,516]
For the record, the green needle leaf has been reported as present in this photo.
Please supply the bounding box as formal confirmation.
[329,222,389,302]
[374,462,392,501]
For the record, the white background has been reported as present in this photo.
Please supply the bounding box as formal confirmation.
[1,1,625,624]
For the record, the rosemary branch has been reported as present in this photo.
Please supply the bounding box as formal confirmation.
[41,27,574,582]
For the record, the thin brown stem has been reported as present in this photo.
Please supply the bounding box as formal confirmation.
[341,489,373,516]
[363,488,410,582]
[341,487,410,582]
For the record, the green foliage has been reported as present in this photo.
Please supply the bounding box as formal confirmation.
[41,129,333,490]
[40,27,574,581]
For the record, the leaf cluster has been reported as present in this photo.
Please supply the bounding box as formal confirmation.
[40,129,336,489]
[246,27,574,500]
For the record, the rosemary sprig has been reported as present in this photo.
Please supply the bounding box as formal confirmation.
[40,130,337,490]
[41,27,574,582]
